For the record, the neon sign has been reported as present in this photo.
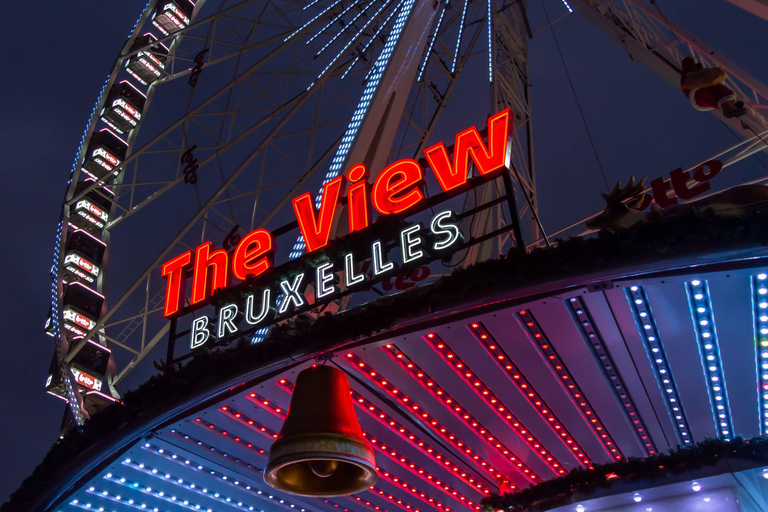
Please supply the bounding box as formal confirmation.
[160,110,513,348]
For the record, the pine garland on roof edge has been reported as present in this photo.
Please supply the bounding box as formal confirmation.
[480,436,768,512]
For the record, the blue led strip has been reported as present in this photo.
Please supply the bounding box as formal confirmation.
[560,0,574,13]
[284,0,345,42]
[487,0,493,82]
[307,0,365,45]
[751,273,768,434]
[685,279,734,439]
[255,0,415,343]
[567,296,658,456]
[625,286,692,446]
[343,1,402,80]
[451,0,468,74]
[416,5,445,82]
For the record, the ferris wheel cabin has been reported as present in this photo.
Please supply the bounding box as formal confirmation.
[125,33,169,85]
[80,128,127,181]
[70,179,114,233]
[62,229,105,286]
[151,0,195,36]
[100,81,146,135]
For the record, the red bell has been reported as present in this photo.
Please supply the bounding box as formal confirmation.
[264,365,377,496]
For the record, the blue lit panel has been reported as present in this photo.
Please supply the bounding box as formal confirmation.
[625,286,692,445]
[685,279,734,438]
[751,273,768,435]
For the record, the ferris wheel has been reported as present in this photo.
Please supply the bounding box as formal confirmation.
[44,0,768,429]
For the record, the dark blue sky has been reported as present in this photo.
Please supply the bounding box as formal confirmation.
[1,0,767,505]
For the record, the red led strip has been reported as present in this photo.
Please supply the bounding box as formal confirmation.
[383,344,565,477]
[449,327,591,466]
[365,434,478,511]
[511,313,625,461]
[358,487,420,512]
[217,405,279,439]
[273,380,481,509]
[190,417,268,455]
[351,390,490,496]
[247,391,287,419]
[323,494,393,512]
[343,354,541,482]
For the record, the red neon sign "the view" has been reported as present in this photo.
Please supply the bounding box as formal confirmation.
[161,109,512,318]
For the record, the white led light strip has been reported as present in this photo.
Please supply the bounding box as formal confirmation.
[451,0,469,74]
[417,5,445,82]
[342,0,402,80]
[685,279,734,438]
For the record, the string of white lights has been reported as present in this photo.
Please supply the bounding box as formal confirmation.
[751,273,768,435]
[487,0,493,82]
[685,279,734,439]
[341,0,401,80]
[451,0,468,74]
[284,0,345,43]
[416,5,445,82]
[254,0,416,344]
[626,286,692,445]
[307,0,367,45]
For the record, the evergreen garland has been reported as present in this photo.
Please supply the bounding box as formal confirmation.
[6,210,768,511]
[481,436,768,512]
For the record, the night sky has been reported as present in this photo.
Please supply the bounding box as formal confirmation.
[1,0,767,505]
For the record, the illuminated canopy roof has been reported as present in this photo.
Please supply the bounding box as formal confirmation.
[12,213,768,512]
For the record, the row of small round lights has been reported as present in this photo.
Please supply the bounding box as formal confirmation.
[565,298,657,455]
[421,332,577,472]
[685,280,733,439]
[100,470,272,512]
[454,326,593,466]
[348,389,490,495]
[752,274,768,435]
[189,417,270,458]
[217,405,280,440]
[120,457,301,512]
[378,346,550,480]
[340,353,528,481]
[364,434,479,511]
[246,392,286,418]
[513,312,624,461]
[571,481,705,512]
[276,377,491,495]
[626,286,692,445]
[259,377,479,510]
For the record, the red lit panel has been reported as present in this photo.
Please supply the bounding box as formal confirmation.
[344,353,542,482]
[507,315,624,461]
[271,380,479,509]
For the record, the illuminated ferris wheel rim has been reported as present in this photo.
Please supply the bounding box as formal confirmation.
[46,0,768,430]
